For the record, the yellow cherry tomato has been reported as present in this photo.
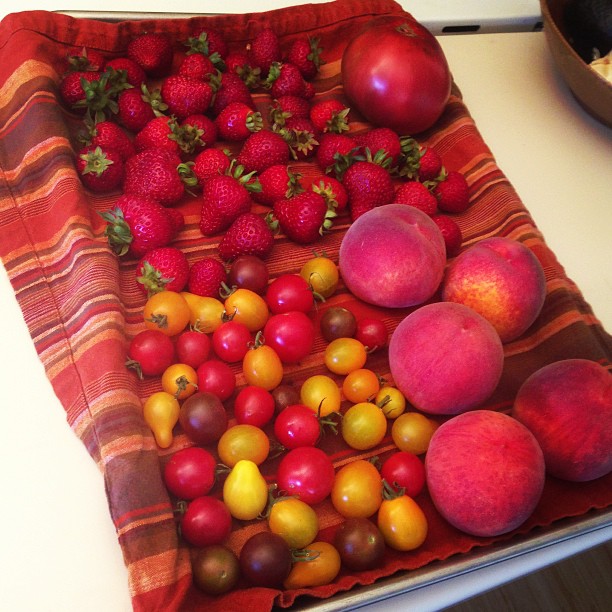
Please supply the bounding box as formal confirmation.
[217,424,270,467]
[377,494,428,551]
[300,255,339,299]
[161,363,198,400]
[268,497,320,549]
[331,459,383,518]
[324,337,367,375]
[142,391,180,449]
[391,412,438,455]
[181,292,225,333]
[224,287,269,332]
[242,335,283,391]
[143,291,191,337]
[376,386,407,419]
[342,368,381,403]
[222,459,268,521]
[341,402,388,450]
[284,541,341,590]
[300,374,342,417]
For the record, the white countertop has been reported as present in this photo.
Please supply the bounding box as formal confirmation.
[0,4,611,611]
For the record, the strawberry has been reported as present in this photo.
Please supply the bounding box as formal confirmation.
[104,57,146,86]
[187,257,228,297]
[309,99,349,133]
[199,163,260,236]
[71,68,130,123]
[161,75,213,120]
[394,181,438,215]
[136,246,190,296]
[178,52,216,81]
[248,27,281,76]
[210,71,255,116]
[65,47,106,72]
[117,85,167,133]
[76,145,124,193]
[315,132,355,175]
[100,194,177,257]
[177,114,218,155]
[123,148,193,206]
[224,50,261,88]
[165,207,185,235]
[434,170,471,213]
[269,95,311,129]
[84,119,135,161]
[397,138,444,181]
[311,176,349,213]
[133,115,181,154]
[190,27,228,60]
[286,36,323,80]
[59,70,103,107]
[218,212,274,261]
[277,116,320,161]
[215,102,263,141]
[127,32,174,77]
[431,214,462,257]
[354,127,402,167]
[252,164,303,206]
[192,148,232,184]
[417,147,444,181]
[272,191,334,244]
[266,62,309,98]
[237,129,291,174]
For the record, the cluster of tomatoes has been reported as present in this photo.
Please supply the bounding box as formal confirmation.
[126,250,439,594]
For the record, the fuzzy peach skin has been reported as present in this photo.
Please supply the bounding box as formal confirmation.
[338,204,446,308]
[441,236,546,343]
[512,359,612,482]
[388,302,504,415]
[425,410,546,537]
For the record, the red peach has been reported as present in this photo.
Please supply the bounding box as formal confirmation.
[512,359,612,482]
[338,204,446,308]
[441,237,546,343]
[425,410,546,537]
[388,302,504,415]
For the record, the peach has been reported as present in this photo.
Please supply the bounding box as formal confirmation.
[338,204,446,308]
[388,302,504,415]
[425,410,546,537]
[512,359,612,482]
[441,237,546,343]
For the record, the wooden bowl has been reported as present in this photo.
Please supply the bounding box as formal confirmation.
[540,0,612,127]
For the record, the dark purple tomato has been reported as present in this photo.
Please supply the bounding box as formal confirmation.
[334,517,386,571]
[228,255,269,294]
[192,545,240,595]
[319,306,357,342]
[179,391,228,445]
[239,531,292,588]
[271,384,301,415]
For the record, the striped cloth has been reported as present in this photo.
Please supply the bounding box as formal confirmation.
[0,1,610,610]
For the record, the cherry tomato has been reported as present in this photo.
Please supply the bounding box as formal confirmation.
[227,254,269,294]
[273,404,321,449]
[217,424,270,467]
[242,335,284,391]
[181,292,225,333]
[341,402,388,450]
[268,496,319,549]
[276,446,335,506]
[319,306,357,342]
[179,391,228,446]
[376,386,407,419]
[127,329,175,378]
[331,459,383,518]
[355,317,388,352]
[163,447,217,500]
[284,541,341,589]
[212,320,252,362]
[143,290,191,337]
[196,359,236,401]
[233,385,275,427]
[377,492,428,551]
[300,255,339,299]
[240,531,292,588]
[143,391,180,449]
[180,495,232,548]
[192,545,240,595]
[391,412,438,454]
[265,274,314,314]
[272,384,301,415]
[334,518,386,571]
[300,374,342,417]
[175,329,210,369]
[224,287,269,332]
[325,337,367,375]
[263,311,315,364]
[342,368,381,403]
[161,363,198,400]
[380,451,426,498]
[223,459,269,520]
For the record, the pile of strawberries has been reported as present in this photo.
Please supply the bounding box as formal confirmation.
[61,23,471,296]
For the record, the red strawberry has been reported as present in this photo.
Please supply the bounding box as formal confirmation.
[311,176,349,213]
[76,145,124,193]
[191,27,228,59]
[398,138,444,181]
[394,181,438,215]
[127,32,174,77]
[237,129,291,174]
[431,214,462,257]
[286,36,323,80]
[100,194,177,257]
[178,52,216,81]
[278,116,320,161]
[270,95,311,122]
[272,191,334,244]
[123,148,191,206]
[248,27,281,76]
[161,74,213,120]
[136,246,190,296]
[187,257,228,297]
[417,147,444,181]
[165,207,185,235]
[117,85,166,133]
[192,148,232,184]
[224,50,261,88]
[59,70,103,107]
[434,170,471,213]
[252,164,303,206]
[210,71,255,116]
[85,120,135,161]
[215,102,263,141]
[316,132,355,174]
[266,62,309,98]
[65,47,106,72]
[218,212,274,261]
[309,99,349,134]
[354,127,402,167]
[104,57,146,86]
[133,115,180,154]
[177,114,218,155]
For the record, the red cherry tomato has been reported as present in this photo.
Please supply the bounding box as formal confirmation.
[355,318,388,353]
[180,496,232,548]
[196,360,236,401]
[212,320,252,363]
[163,447,217,500]
[273,404,321,449]
[263,311,314,364]
[380,451,426,498]
[127,329,175,378]
[233,385,276,427]
[175,330,211,369]
[265,274,314,314]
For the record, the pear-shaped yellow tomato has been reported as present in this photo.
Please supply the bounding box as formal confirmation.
[283,541,341,589]
[142,391,180,448]
[268,497,319,549]
[181,292,225,333]
[222,459,268,520]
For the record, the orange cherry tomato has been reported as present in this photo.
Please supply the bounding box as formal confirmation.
[341,401,388,450]
[161,363,198,400]
[324,337,367,375]
[300,374,342,417]
[342,368,381,403]
[268,497,319,549]
[331,459,383,518]
[224,287,269,332]
[217,423,270,467]
[242,334,283,391]
[377,493,428,552]
[391,412,438,455]
[283,541,341,589]
[143,291,191,337]
[376,385,407,419]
